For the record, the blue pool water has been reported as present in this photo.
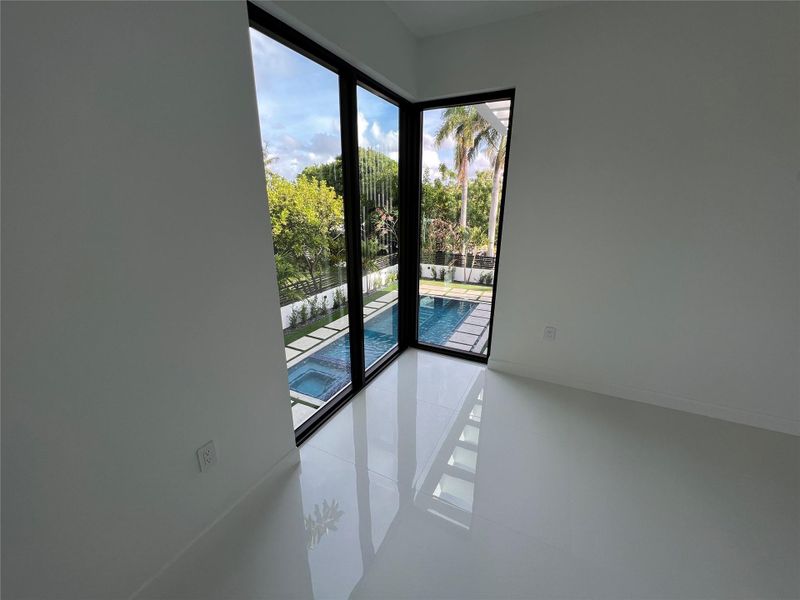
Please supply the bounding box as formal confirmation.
[288,304,399,402]
[288,297,478,403]
[417,296,477,347]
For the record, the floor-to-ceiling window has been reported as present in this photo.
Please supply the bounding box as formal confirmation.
[249,28,352,429]
[248,5,513,439]
[248,7,409,437]
[416,96,513,358]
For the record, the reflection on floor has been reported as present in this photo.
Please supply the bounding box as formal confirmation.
[138,350,800,600]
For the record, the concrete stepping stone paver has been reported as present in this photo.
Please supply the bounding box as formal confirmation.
[327,315,350,330]
[457,323,484,336]
[363,307,375,316]
[285,347,301,361]
[474,327,492,354]
[465,315,490,327]
[291,403,317,429]
[365,301,385,309]
[308,327,337,340]
[381,291,398,301]
[288,336,320,351]
[450,331,478,345]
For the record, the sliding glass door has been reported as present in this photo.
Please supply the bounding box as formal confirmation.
[416,96,514,358]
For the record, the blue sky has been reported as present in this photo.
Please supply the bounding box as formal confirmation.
[249,28,491,180]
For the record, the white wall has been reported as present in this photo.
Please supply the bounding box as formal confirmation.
[418,2,800,434]
[279,264,397,328]
[1,2,297,598]
[420,264,494,285]
[257,0,418,99]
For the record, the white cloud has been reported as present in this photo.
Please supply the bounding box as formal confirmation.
[361,120,399,154]
[279,134,302,151]
[422,149,442,173]
[308,115,340,136]
[308,133,340,156]
[379,129,399,152]
[357,112,368,145]
[471,153,492,173]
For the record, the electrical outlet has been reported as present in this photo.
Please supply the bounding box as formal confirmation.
[543,326,557,341]
[197,440,217,472]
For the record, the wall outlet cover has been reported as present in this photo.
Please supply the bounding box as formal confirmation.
[543,326,557,340]
[197,440,217,472]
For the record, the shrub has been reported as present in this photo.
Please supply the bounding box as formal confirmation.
[479,272,494,286]
[299,302,308,323]
[289,307,300,329]
[309,297,319,319]
[333,288,347,310]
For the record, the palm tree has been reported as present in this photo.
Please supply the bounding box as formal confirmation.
[471,128,507,257]
[434,106,486,255]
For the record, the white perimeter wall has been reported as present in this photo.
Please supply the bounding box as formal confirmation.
[279,264,398,328]
[1,2,297,598]
[418,2,800,434]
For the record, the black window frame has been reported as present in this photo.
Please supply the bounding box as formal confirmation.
[247,4,514,445]
[410,91,516,364]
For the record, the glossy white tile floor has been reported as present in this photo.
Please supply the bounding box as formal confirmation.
[140,350,800,599]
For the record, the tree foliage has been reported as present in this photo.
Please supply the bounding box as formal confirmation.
[267,175,344,292]
[420,168,496,253]
[299,148,398,207]
[265,127,503,295]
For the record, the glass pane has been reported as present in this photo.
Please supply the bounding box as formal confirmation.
[249,29,351,429]
[356,86,400,371]
[418,100,511,356]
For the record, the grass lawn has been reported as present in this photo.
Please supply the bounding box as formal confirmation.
[418,278,492,292]
[282,283,398,346]
[364,282,397,304]
[283,308,347,346]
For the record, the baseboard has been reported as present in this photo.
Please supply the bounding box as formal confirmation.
[128,446,301,599]
[488,358,800,437]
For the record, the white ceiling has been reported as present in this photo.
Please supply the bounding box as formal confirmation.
[384,1,570,39]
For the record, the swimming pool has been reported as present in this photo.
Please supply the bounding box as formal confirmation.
[288,303,399,402]
[288,297,478,403]
[417,296,477,347]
